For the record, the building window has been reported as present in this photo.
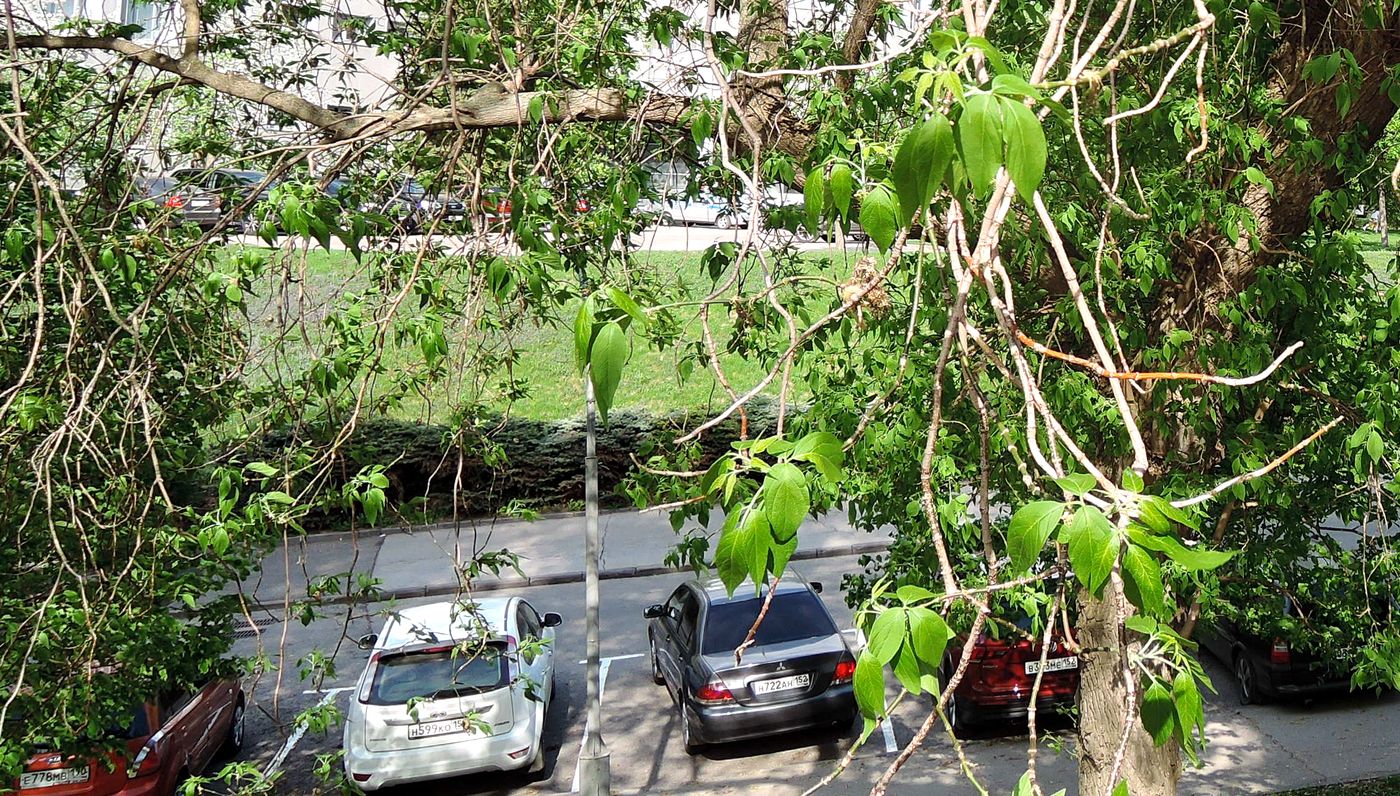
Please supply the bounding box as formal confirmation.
[38,0,81,18]
[331,12,371,44]
[121,0,160,33]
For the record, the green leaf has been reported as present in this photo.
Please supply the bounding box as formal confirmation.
[1140,680,1176,746]
[891,643,922,693]
[769,520,799,579]
[1122,471,1145,492]
[1173,670,1204,736]
[1122,544,1165,617]
[741,510,772,586]
[1139,495,1199,532]
[573,296,594,374]
[699,456,733,496]
[804,168,825,234]
[991,73,1042,100]
[897,584,937,604]
[1000,96,1047,200]
[830,163,854,222]
[792,431,843,464]
[907,606,949,668]
[867,607,906,665]
[1063,505,1116,596]
[854,649,887,718]
[891,114,954,226]
[608,286,647,327]
[859,185,899,254]
[1013,772,1034,796]
[690,111,713,149]
[713,509,747,595]
[1053,473,1097,496]
[764,461,809,542]
[589,322,627,424]
[1127,527,1235,572]
[1112,781,1131,796]
[246,461,278,477]
[1007,500,1064,573]
[1368,429,1384,463]
[958,92,1004,198]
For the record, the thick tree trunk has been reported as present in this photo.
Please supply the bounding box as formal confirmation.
[1078,588,1182,796]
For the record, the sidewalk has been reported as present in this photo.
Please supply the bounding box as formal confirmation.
[237,508,893,610]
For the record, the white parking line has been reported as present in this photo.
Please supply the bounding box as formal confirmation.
[266,688,353,775]
[881,716,898,754]
[570,654,641,793]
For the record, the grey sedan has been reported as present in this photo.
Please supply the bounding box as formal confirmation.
[643,573,857,754]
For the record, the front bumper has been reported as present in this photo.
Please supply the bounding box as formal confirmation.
[343,719,538,791]
[689,685,856,745]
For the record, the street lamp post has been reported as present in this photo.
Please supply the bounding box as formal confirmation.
[578,373,611,795]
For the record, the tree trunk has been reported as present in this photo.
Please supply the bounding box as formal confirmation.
[1077,588,1182,796]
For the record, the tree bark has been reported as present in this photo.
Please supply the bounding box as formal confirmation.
[1078,589,1182,796]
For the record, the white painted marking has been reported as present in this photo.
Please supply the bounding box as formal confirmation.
[576,653,643,665]
[300,686,355,695]
[265,689,346,775]
[570,654,636,793]
[881,716,898,754]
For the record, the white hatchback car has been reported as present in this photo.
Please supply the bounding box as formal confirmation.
[343,597,561,790]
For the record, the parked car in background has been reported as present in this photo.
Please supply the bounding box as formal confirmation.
[13,678,244,795]
[639,192,744,228]
[135,176,221,230]
[478,187,513,229]
[644,572,857,754]
[343,597,561,790]
[941,611,1079,733]
[168,168,277,232]
[1198,594,1353,704]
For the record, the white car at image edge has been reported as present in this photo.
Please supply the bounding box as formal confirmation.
[343,597,561,791]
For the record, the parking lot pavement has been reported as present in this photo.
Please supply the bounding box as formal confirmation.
[228,557,1400,795]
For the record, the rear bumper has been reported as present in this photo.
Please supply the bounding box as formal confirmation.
[343,719,537,791]
[689,686,856,745]
[1260,664,1351,699]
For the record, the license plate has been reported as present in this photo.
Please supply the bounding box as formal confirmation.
[191,199,210,207]
[407,719,471,739]
[20,767,90,789]
[1024,656,1079,675]
[753,673,812,695]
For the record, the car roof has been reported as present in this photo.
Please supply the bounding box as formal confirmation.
[693,573,815,607]
[375,597,514,650]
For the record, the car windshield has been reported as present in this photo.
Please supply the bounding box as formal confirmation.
[368,642,508,705]
[701,591,836,655]
[230,171,266,186]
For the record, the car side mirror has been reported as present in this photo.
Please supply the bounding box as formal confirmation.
[643,604,665,619]
[811,581,824,594]
[356,633,377,651]
[542,612,563,628]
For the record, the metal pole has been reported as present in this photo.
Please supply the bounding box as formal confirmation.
[578,372,611,795]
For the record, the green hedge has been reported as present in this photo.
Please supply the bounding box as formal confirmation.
[246,400,784,527]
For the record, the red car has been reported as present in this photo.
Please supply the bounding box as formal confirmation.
[941,623,1080,733]
[14,678,244,796]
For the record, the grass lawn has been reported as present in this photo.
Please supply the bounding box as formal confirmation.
[1354,230,1395,280]
[1275,776,1400,795]
[232,243,859,423]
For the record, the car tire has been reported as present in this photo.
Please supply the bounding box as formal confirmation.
[659,213,675,227]
[220,697,246,758]
[1234,652,1261,705]
[650,636,665,685]
[679,702,703,755]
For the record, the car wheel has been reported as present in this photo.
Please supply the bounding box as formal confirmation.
[650,636,665,685]
[220,697,245,757]
[659,212,675,227]
[679,702,703,755]
[1234,653,1260,705]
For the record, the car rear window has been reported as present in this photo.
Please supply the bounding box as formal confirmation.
[368,642,508,705]
[701,591,837,655]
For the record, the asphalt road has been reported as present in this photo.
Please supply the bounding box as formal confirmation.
[228,557,1400,795]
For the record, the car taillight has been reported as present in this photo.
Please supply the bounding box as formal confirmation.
[1271,639,1292,665]
[834,659,856,684]
[501,200,512,214]
[694,680,733,705]
[128,745,159,779]
[164,195,185,208]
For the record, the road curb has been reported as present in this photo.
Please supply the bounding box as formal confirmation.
[245,539,890,612]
